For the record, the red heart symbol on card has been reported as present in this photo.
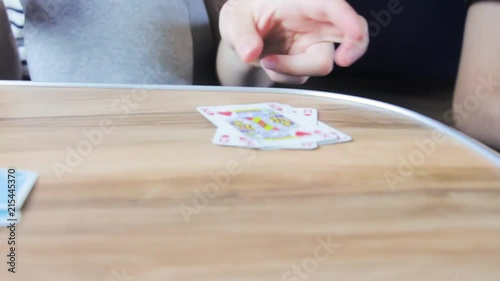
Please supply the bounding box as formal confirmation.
[220,135,230,143]
[296,131,312,137]
[239,137,253,146]
[202,108,214,115]
[314,130,329,138]
[218,111,233,116]
[270,104,283,111]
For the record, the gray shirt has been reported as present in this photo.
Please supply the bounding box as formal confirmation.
[20,0,216,85]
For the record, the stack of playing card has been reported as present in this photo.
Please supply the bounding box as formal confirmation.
[0,169,38,227]
[197,102,352,150]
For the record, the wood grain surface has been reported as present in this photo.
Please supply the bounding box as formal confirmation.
[0,84,499,281]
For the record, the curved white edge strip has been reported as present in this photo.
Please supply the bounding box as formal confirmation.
[1,81,499,166]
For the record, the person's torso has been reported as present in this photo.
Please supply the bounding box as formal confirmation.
[21,0,215,85]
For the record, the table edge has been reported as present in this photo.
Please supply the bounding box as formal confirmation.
[1,81,499,166]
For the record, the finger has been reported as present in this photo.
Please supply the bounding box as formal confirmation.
[303,1,368,66]
[260,42,335,76]
[335,16,369,67]
[220,0,264,63]
[303,0,363,37]
[263,68,310,85]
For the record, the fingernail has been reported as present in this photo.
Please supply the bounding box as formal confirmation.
[261,57,277,70]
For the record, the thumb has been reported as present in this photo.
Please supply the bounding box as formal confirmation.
[227,13,263,63]
[234,34,263,63]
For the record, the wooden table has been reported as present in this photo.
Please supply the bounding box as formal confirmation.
[0,82,499,281]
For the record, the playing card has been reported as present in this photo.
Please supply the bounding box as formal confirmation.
[289,108,318,125]
[213,127,319,150]
[287,107,351,145]
[199,102,352,150]
[269,108,351,146]
[208,103,318,150]
[0,169,38,211]
[262,107,319,150]
[197,103,326,147]
[199,102,288,126]
[212,127,263,149]
[314,121,353,144]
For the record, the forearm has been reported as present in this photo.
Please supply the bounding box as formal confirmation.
[216,39,273,87]
[0,1,22,80]
[453,1,500,150]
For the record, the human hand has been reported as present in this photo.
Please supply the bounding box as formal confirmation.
[219,0,369,84]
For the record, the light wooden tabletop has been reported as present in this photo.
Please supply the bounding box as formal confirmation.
[0,83,499,281]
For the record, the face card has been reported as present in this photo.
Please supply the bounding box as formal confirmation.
[259,106,318,150]
[0,169,38,211]
[212,128,319,150]
[197,103,326,146]
[212,128,263,149]
[199,102,289,126]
